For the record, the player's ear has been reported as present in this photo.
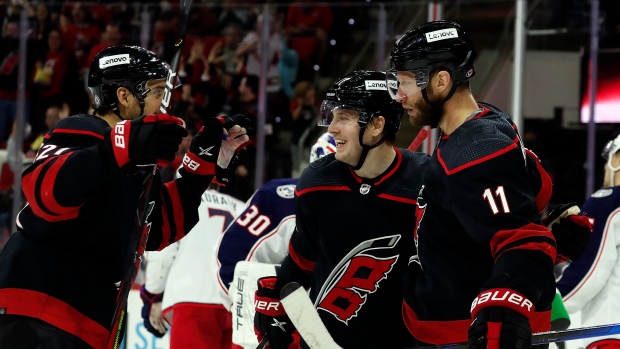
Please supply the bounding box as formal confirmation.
[435,70,452,93]
[369,116,386,137]
[116,87,131,109]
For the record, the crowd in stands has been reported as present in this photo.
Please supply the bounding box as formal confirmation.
[0,0,348,205]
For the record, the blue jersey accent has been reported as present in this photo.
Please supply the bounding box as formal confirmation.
[557,187,620,296]
[217,178,298,289]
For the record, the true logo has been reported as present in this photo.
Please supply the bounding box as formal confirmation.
[360,183,371,195]
[365,80,387,91]
[99,54,130,69]
[425,28,458,43]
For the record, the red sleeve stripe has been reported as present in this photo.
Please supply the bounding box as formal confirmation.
[490,223,557,262]
[295,185,350,196]
[377,193,417,205]
[164,181,185,243]
[52,128,105,139]
[22,154,81,222]
[437,143,518,175]
[288,242,315,273]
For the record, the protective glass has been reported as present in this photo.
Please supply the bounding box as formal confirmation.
[386,69,429,100]
[318,100,364,127]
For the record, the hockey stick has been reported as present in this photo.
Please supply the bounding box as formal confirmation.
[106,1,194,348]
[281,281,620,349]
[408,127,428,151]
[280,282,342,349]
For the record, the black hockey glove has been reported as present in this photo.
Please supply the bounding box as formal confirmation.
[215,114,254,184]
[468,276,538,349]
[254,277,295,349]
[106,113,188,168]
[139,285,166,338]
[543,203,593,264]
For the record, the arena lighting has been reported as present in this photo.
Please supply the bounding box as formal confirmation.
[580,51,620,123]
[348,18,355,25]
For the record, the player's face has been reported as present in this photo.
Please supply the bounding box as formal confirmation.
[393,71,433,128]
[327,109,363,166]
[142,79,167,115]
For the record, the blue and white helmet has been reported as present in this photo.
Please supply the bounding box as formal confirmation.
[309,132,337,163]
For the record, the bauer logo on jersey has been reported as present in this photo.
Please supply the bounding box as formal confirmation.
[316,235,400,324]
[425,28,458,43]
[276,184,296,199]
[364,80,387,91]
[99,54,130,69]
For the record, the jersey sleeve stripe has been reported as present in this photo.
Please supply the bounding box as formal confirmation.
[490,223,556,262]
[288,242,315,273]
[377,193,417,205]
[437,143,518,175]
[295,185,350,197]
[51,128,105,140]
[23,154,81,222]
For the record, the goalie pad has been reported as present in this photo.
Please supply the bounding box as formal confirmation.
[229,261,278,348]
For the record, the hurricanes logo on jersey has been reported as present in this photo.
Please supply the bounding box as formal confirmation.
[316,235,400,324]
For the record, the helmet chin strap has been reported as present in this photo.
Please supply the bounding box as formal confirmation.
[113,92,146,121]
[421,81,459,128]
[348,126,389,171]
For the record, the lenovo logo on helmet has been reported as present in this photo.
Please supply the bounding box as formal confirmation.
[99,54,130,69]
[425,28,458,43]
[365,80,387,91]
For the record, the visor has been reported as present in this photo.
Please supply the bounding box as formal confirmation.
[386,69,430,100]
[318,100,368,127]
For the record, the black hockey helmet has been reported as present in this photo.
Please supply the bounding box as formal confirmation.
[388,20,476,93]
[319,70,404,136]
[88,45,169,118]
[319,70,404,170]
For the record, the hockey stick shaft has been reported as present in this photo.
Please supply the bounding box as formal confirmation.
[408,127,428,151]
[107,1,194,348]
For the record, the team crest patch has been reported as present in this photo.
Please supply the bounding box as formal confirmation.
[276,184,296,199]
[360,183,371,195]
[592,188,613,198]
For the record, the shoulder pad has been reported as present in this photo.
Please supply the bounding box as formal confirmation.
[46,115,109,147]
[296,154,344,193]
[439,116,521,174]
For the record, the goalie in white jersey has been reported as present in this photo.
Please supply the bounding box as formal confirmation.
[141,133,336,349]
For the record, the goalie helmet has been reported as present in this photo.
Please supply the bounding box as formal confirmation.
[319,70,403,136]
[602,133,620,187]
[388,20,476,91]
[309,132,337,163]
[88,45,169,117]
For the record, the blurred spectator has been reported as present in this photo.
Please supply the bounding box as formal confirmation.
[236,13,283,94]
[278,34,299,99]
[29,104,68,152]
[209,23,243,74]
[290,80,317,149]
[31,29,69,136]
[152,10,179,62]
[86,23,123,71]
[0,20,35,145]
[215,0,253,34]
[59,3,101,73]
[285,0,333,64]
[33,3,55,48]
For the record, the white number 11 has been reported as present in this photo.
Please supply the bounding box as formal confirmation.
[482,186,511,214]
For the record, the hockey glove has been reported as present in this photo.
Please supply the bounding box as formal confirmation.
[106,113,187,168]
[543,203,593,264]
[139,285,166,338]
[468,276,537,349]
[254,277,296,349]
[215,114,253,184]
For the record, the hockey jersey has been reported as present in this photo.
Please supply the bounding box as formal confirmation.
[216,178,298,292]
[402,103,557,345]
[144,189,244,321]
[557,187,620,344]
[278,149,429,349]
[0,115,210,349]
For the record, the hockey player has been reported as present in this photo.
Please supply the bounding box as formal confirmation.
[254,70,429,349]
[557,133,620,348]
[0,45,251,349]
[140,186,245,349]
[139,133,336,349]
[387,21,591,348]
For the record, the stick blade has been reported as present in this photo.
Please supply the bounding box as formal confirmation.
[280,282,342,349]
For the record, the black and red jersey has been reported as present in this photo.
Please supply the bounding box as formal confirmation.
[0,114,210,349]
[402,103,557,345]
[277,148,429,349]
